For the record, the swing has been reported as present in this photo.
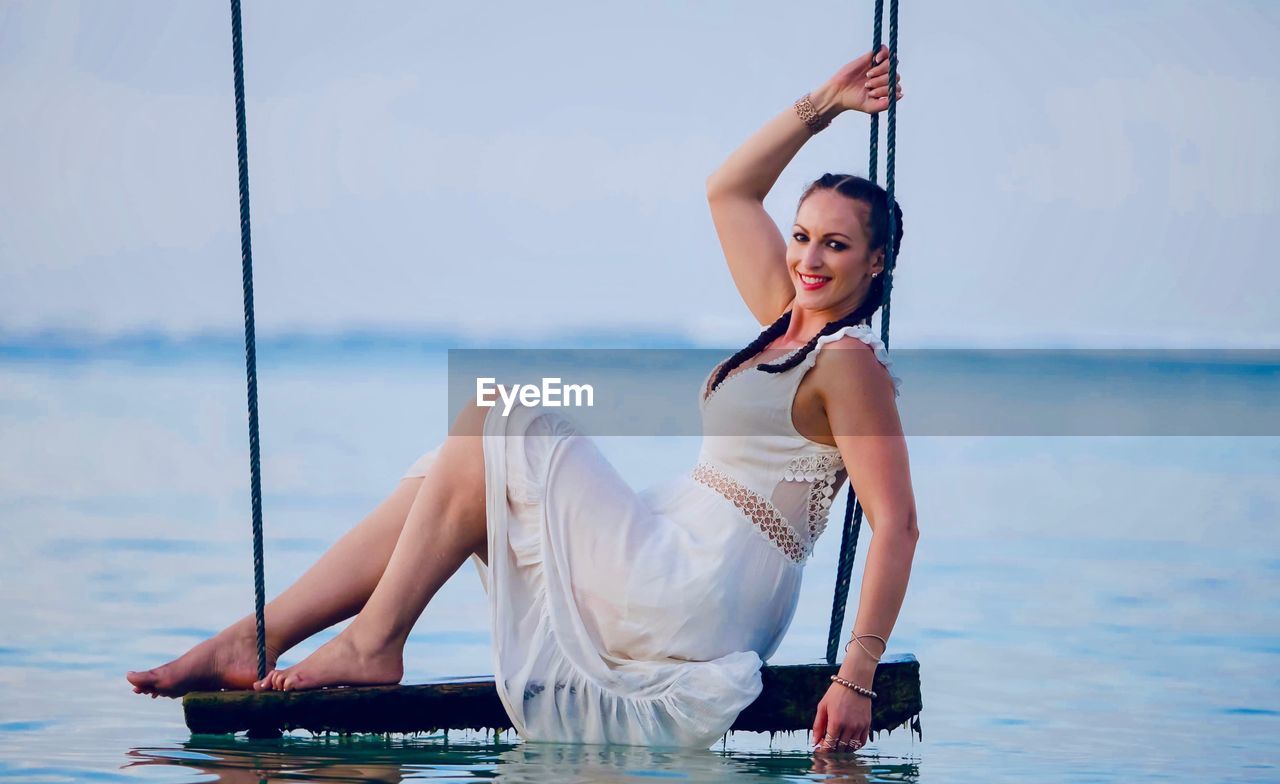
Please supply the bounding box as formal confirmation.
[184,0,923,743]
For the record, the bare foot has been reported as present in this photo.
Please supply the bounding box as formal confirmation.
[252,628,402,692]
[126,627,279,698]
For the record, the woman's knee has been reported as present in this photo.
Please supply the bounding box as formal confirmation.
[449,398,490,437]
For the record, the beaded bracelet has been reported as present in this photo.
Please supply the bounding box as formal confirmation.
[794,94,830,134]
[830,674,877,700]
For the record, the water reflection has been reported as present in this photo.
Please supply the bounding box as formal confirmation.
[122,733,920,782]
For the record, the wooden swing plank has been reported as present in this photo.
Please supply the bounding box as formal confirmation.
[183,654,921,739]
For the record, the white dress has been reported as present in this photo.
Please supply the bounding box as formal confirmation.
[401,324,902,749]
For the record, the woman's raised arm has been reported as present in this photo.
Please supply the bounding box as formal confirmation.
[705,45,899,326]
[704,82,844,325]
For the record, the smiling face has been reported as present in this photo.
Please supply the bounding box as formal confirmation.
[788,188,884,315]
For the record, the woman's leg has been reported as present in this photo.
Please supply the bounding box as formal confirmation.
[126,469,429,697]
[256,401,490,691]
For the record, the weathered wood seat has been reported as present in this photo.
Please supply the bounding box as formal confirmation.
[183,655,922,741]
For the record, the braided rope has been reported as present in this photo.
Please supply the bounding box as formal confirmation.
[825,0,899,666]
[879,0,900,353]
[229,0,269,681]
[866,0,883,185]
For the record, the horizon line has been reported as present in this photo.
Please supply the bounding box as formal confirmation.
[2,324,1279,355]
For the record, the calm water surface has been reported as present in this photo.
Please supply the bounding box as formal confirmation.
[1,347,1277,782]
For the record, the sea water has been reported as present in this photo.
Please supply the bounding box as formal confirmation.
[1,338,1277,782]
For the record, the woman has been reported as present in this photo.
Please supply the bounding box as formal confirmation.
[127,44,914,754]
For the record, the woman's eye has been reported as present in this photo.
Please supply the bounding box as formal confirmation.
[793,233,845,251]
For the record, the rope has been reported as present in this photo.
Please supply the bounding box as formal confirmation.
[867,0,884,185]
[228,0,269,681]
[879,0,900,353]
[825,0,899,666]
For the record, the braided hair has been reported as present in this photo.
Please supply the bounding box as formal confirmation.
[706,173,905,394]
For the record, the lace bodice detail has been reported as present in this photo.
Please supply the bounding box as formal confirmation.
[689,324,899,565]
[691,452,845,562]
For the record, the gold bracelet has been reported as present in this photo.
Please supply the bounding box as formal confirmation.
[794,94,830,134]
[844,632,887,662]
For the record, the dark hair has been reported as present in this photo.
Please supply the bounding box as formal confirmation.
[706,173,905,394]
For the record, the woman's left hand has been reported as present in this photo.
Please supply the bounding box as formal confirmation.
[811,681,872,754]
[824,44,904,115]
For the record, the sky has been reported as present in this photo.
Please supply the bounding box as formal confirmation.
[1,0,1277,348]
